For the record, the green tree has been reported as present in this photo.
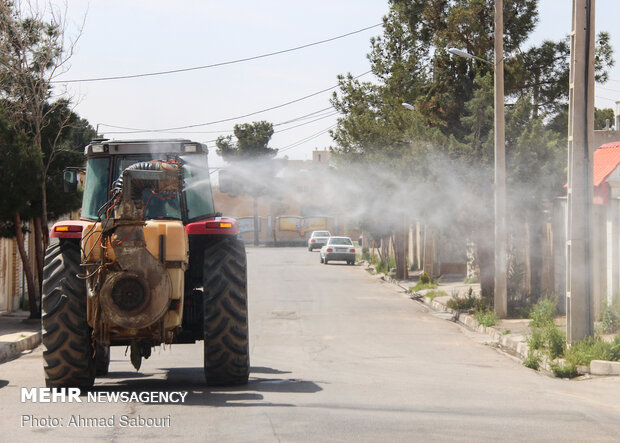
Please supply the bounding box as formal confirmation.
[330,0,614,304]
[595,107,615,130]
[0,106,42,318]
[0,1,84,248]
[216,121,279,245]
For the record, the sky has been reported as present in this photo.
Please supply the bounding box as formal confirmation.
[47,1,620,168]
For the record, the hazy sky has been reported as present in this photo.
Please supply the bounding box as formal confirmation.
[49,1,620,167]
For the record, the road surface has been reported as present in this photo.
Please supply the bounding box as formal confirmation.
[1,247,620,441]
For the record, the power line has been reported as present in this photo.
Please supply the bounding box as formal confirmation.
[53,24,381,84]
[278,124,338,153]
[104,110,339,136]
[99,71,369,132]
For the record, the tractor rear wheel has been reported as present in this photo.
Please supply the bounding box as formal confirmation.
[41,241,95,389]
[202,237,249,386]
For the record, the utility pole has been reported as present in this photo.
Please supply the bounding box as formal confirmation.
[494,0,507,318]
[566,0,595,342]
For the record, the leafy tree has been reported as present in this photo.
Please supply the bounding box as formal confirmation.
[595,107,615,130]
[0,0,84,246]
[330,0,615,305]
[216,121,279,245]
[0,106,42,318]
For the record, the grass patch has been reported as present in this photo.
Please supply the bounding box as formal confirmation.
[424,290,448,302]
[463,276,478,284]
[475,310,499,327]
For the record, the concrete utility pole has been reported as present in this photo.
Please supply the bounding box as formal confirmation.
[494,0,507,318]
[566,0,595,342]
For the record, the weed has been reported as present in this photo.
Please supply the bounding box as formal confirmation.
[529,296,557,328]
[502,329,511,335]
[419,272,431,284]
[544,326,566,360]
[361,247,371,261]
[549,362,578,379]
[475,310,499,327]
[596,299,620,334]
[375,260,388,274]
[523,350,541,370]
[527,328,545,351]
[564,335,620,366]
[463,276,479,284]
[446,287,486,311]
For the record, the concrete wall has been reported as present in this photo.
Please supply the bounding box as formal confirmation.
[594,130,620,148]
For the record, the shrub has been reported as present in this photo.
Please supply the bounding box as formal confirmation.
[375,260,388,274]
[419,271,431,284]
[544,326,566,360]
[527,328,545,351]
[529,297,557,328]
[361,247,371,261]
[597,299,620,334]
[564,336,620,367]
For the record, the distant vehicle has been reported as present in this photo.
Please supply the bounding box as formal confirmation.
[320,236,356,265]
[308,230,331,251]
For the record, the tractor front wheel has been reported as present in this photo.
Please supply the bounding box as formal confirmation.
[41,241,95,389]
[202,237,249,386]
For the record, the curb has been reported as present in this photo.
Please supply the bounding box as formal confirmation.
[0,331,41,364]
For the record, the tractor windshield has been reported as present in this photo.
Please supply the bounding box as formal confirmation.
[80,153,215,222]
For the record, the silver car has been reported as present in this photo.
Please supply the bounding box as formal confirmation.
[308,230,331,251]
[320,236,356,265]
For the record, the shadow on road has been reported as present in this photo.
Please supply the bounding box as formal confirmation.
[88,366,321,407]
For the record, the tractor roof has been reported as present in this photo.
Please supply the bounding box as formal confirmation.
[84,139,207,156]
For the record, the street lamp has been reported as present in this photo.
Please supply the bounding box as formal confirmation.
[447,48,493,66]
[447,1,507,318]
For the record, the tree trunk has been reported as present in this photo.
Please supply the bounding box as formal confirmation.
[33,217,45,316]
[253,196,259,246]
[394,215,408,280]
[528,209,544,302]
[474,224,494,306]
[40,181,49,249]
[14,213,40,319]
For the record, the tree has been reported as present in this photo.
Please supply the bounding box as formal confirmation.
[595,107,615,130]
[0,0,84,245]
[0,105,42,318]
[330,0,614,306]
[216,121,279,246]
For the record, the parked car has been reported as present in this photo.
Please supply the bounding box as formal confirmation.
[308,230,331,251]
[320,236,356,265]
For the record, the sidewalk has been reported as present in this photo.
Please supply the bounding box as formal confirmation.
[374,269,620,377]
[0,310,41,364]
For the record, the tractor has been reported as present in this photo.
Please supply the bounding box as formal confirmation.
[42,139,249,388]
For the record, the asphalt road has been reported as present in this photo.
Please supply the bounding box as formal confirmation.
[1,247,620,442]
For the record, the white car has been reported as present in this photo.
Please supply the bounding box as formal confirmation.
[308,230,331,251]
[320,237,356,265]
